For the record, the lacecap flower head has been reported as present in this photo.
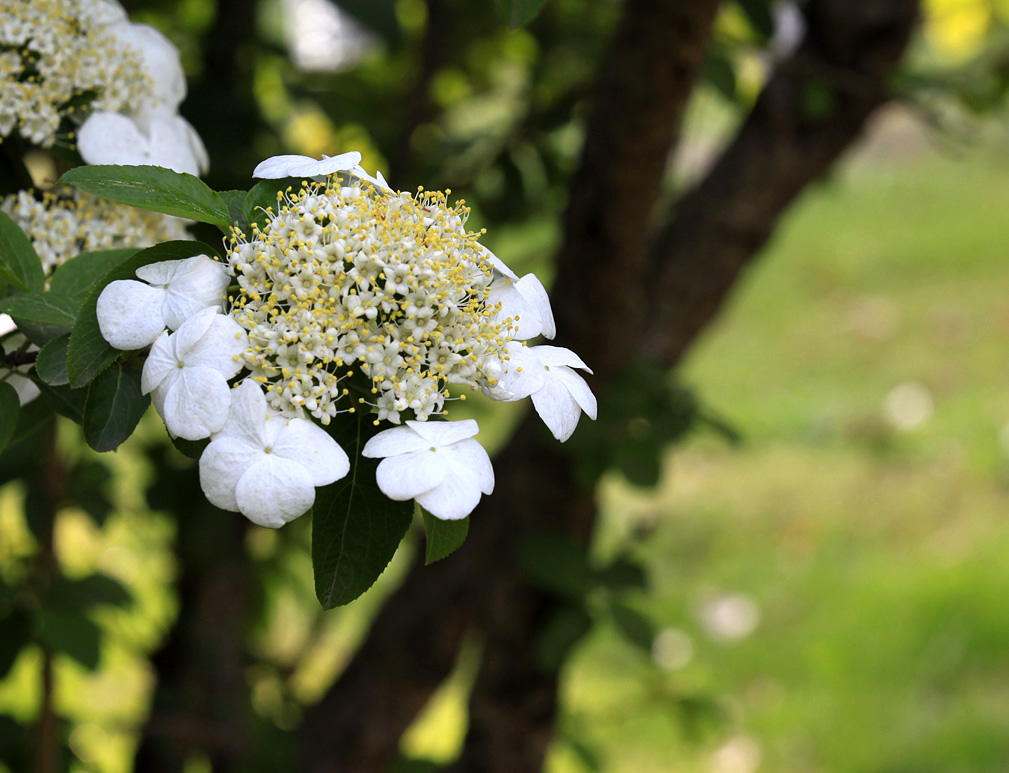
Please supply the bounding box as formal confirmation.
[95,153,596,527]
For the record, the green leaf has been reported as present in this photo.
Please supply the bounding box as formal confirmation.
[60,165,230,229]
[36,381,87,423]
[597,556,649,592]
[244,179,302,231]
[218,189,249,233]
[67,240,219,388]
[421,506,469,564]
[610,602,657,653]
[49,574,132,610]
[0,398,52,486]
[0,608,31,680]
[312,411,414,609]
[49,248,137,300]
[0,211,44,292]
[0,293,78,329]
[704,52,738,103]
[495,0,549,28]
[169,434,209,460]
[37,606,102,670]
[517,535,597,600]
[534,604,593,672]
[83,362,149,452]
[35,333,70,386]
[0,382,18,454]
[331,0,401,46]
[738,0,775,39]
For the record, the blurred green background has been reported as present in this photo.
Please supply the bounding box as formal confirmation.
[6,0,1009,770]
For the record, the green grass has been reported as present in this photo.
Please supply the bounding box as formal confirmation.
[553,129,1009,772]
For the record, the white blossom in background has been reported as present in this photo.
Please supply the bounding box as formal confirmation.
[0,0,207,174]
[0,188,190,275]
[95,152,597,526]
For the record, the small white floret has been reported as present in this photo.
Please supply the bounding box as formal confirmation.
[362,419,494,521]
[199,380,350,528]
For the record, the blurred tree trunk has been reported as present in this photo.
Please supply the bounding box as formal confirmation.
[297,0,919,771]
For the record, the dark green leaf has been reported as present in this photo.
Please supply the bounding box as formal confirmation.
[244,179,302,232]
[67,240,220,387]
[49,574,132,610]
[35,334,70,386]
[170,434,209,460]
[49,248,137,300]
[312,411,414,609]
[60,165,230,229]
[0,211,44,292]
[0,293,78,329]
[0,382,18,454]
[534,604,592,672]
[517,535,597,600]
[218,189,249,233]
[37,606,102,670]
[332,0,401,46]
[597,557,649,592]
[610,602,656,653]
[83,362,149,452]
[0,398,52,485]
[495,0,549,28]
[704,52,737,103]
[421,506,469,564]
[738,0,775,39]
[36,381,87,423]
[0,609,30,679]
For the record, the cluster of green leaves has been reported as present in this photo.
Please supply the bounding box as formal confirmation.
[1,164,469,612]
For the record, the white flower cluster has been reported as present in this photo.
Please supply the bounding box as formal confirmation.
[96,153,597,526]
[1,187,190,274]
[0,0,207,174]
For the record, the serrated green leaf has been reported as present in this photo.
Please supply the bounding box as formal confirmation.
[60,165,230,229]
[83,362,149,452]
[67,240,220,387]
[36,381,87,423]
[218,189,249,233]
[244,179,302,232]
[421,506,469,564]
[312,411,414,609]
[610,602,656,653]
[495,0,549,28]
[0,292,78,329]
[0,382,19,454]
[37,606,102,670]
[35,333,70,386]
[0,211,44,292]
[49,248,137,300]
[0,609,31,680]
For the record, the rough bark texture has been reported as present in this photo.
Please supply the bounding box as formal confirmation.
[297,1,920,772]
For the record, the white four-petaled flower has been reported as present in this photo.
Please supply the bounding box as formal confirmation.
[97,255,230,350]
[362,419,494,521]
[199,380,350,528]
[141,308,247,440]
[484,343,596,442]
[482,248,555,341]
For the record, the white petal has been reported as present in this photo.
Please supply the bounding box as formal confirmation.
[236,455,316,528]
[375,450,447,500]
[551,366,597,420]
[184,314,246,378]
[444,438,494,495]
[80,0,128,27]
[141,329,177,394]
[406,419,479,447]
[96,279,166,350]
[415,465,483,521]
[272,418,349,486]
[252,152,362,179]
[0,314,16,337]
[479,245,517,280]
[486,342,542,402]
[113,24,186,110]
[161,256,230,329]
[530,345,591,372]
[135,258,183,286]
[514,274,555,339]
[214,379,267,447]
[530,377,582,442]
[361,425,432,458]
[77,113,151,166]
[199,436,263,511]
[180,117,210,174]
[171,307,218,354]
[349,165,392,191]
[148,115,202,175]
[159,365,232,440]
